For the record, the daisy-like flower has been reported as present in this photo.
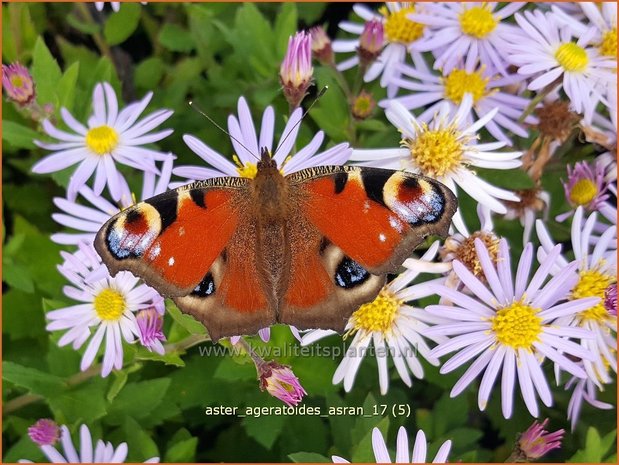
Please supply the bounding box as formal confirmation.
[257,360,306,407]
[351,94,522,233]
[332,427,452,463]
[50,153,174,245]
[333,3,426,98]
[2,62,36,106]
[424,238,598,418]
[551,2,617,61]
[301,243,451,395]
[565,375,614,431]
[506,10,616,121]
[410,2,525,76]
[440,205,500,287]
[28,419,60,447]
[514,419,564,461]
[174,96,351,182]
[22,421,159,463]
[536,207,617,386]
[32,82,173,201]
[47,243,162,377]
[557,160,615,223]
[385,59,536,145]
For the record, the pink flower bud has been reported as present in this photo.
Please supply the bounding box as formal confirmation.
[2,62,36,106]
[280,31,314,108]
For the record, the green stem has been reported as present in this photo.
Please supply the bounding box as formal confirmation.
[75,3,116,70]
[518,79,561,124]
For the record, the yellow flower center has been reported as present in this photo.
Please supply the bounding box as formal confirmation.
[459,5,497,38]
[443,69,489,104]
[348,288,401,335]
[599,27,617,57]
[491,300,542,350]
[455,231,500,278]
[94,288,126,321]
[572,268,615,322]
[382,5,424,44]
[569,179,598,205]
[233,154,258,179]
[85,125,119,155]
[404,126,463,177]
[10,75,24,88]
[555,42,589,72]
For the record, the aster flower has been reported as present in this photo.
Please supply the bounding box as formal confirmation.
[47,243,162,377]
[425,238,597,418]
[357,19,385,67]
[410,2,525,76]
[50,153,174,246]
[551,2,618,61]
[28,419,60,447]
[605,283,617,316]
[333,3,426,98]
[95,2,121,12]
[536,207,617,386]
[565,375,614,431]
[32,82,173,201]
[22,421,159,463]
[280,31,313,108]
[257,360,306,407]
[2,62,35,106]
[440,204,499,287]
[506,10,616,121]
[332,427,452,463]
[174,96,351,182]
[351,94,522,233]
[557,160,615,223]
[385,58,536,145]
[302,243,451,395]
[512,419,564,461]
[136,307,166,355]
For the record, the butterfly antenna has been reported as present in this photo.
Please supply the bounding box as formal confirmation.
[188,101,260,161]
[272,86,329,160]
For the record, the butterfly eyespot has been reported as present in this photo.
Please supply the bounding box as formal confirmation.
[192,272,216,297]
[335,256,371,289]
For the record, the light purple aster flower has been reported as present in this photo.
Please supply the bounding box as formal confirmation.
[32,82,173,202]
[48,243,162,377]
[21,423,159,463]
[174,96,351,182]
[50,153,175,245]
[2,62,36,106]
[410,2,525,76]
[605,283,617,316]
[332,427,452,463]
[506,10,616,122]
[565,375,614,431]
[257,360,306,407]
[384,58,537,145]
[28,419,61,447]
[557,160,615,223]
[424,238,598,418]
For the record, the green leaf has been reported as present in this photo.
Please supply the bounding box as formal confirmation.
[135,349,185,367]
[2,120,39,149]
[242,413,286,449]
[167,302,207,335]
[158,23,195,52]
[2,259,34,293]
[66,12,101,35]
[56,62,80,111]
[274,3,298,57]
[164,436,198,462]
[106,378,171,424]
[122,417,159,462]
[2,290,46,340]
[49,381,109,424]
[310,67,351,142]
[289,452,330,463]
[134,57,165,89]
[107,370,129,402]
[103,2,142,46]
[476,167,534,190]
[3,361,65,397]
[351,416,390,462]
[31,36,62,106]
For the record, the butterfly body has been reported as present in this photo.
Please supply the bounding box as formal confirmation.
[95,150,457,340]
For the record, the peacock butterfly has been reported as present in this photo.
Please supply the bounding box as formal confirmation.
[94,148,457,340]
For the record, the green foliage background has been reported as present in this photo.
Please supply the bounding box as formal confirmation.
[2,2,616,463]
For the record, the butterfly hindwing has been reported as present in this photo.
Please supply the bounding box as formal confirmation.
[288,165,457,275]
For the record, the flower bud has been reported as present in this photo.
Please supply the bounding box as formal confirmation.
[258,360,306,407]
[136,307,166,355]
[352,90,376,120]
[515,419,564,460]
[605,283,617,316]
[358,20,384,67]
[28,419,61,446]
[280,31,313,108]
[309,25,334,65]
[2,62,36,106]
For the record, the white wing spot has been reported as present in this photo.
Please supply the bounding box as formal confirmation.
[179,226,185,236]
[379,233,386,242]
[168,257,175,266]
[363,200,371,213]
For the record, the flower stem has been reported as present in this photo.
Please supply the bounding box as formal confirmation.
[518,79,561,124]
[75,3,116,71]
